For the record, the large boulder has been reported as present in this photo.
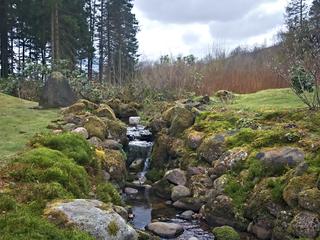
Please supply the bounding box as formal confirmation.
[289,211,320,238]
[198,135,226,164]
[150,133,171,169]
[44,199,138,240]
[152,179,174,200]
[146,222,184,238]
[256,147,304,174]
[186,130,205,150]
[104,119,128,145]
[40,72,77,108]
[163,105,195,137]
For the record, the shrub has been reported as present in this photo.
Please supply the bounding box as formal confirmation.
[146,168,165,183]
[10,147,90,198]
[0,194,17,212]
[96,183,122,206]
[267,178,285,203]
[32,133,94,167]
[107,220,119,236]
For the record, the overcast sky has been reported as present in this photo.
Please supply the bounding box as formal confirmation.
[133,0,290,60]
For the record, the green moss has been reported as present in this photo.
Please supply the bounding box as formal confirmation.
[0,208,94,240]
[84,116,106,140]
[212,226,240,240]
[145,168,165,182]
[226,128,256,148]
[266,178,285,203]
[107,220,119,236]
[194,111,237,133]
[96,183,122,206]
[32,133,94,167]
[10,147,90,199]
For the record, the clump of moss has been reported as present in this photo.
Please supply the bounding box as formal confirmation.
[107,220,119,236]
[0,194,17,212]
[266,178,285,203]
[194,111,238,133]
[9,147,90,199]
[212,226,240,240]
[226,128,256,148]
[0,208,94,240]
[96,183,122,206]
[31,133,94,167]
[145,168,165,183]
[84,116,106,140]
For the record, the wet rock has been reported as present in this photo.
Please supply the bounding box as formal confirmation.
[164,169,187,186]
[129,117,140,126]
[84,116,106,140]
[129,158,145,172]
[95,104,117,120]
[40,71,77,108]
[298,188,320,213]
[289,211,320,238]
[127,125,152,142]
[256,147,304,174]
[72,127,89,139]
[198,135,225,164]
[171,185,191,201]
[128,141,153,165]
[125,187,139,195]
[44,199,138,240]
[186,130,205,150]
[180,210,194,220]
[211,149,247,177]
[146,222,184,238]
[212,226,240,240]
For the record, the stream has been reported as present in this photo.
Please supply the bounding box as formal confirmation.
[125,118,214,240]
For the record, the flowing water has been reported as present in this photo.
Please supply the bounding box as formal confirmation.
[125,121,214,240]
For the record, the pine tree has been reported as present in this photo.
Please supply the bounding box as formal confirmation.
[0,0,10,78]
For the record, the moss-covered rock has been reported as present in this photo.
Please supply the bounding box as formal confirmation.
[189,174,213,198]
[84,116,106,140]
[198,134,226,164]
[289,211,320,238]
[152,179,174,200]
[186,130,205,150]
[7,147,90,200]
[162,105,195,137]
[150,133,171,169]
[78,99,98,111]
[104,119,128,145]
[101,149,127,185]
[212,226,240,240]
[62,102,86,115]
[33,132,94,167]
[94,104,117,120]
[283,174,317,208]
[298,188,320,213]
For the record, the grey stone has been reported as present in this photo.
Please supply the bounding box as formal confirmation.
[146,222,184,238]
[39,71,77,108]
[72,127,89,139]
[171,185,191,201]
[180,210,194,220]
[45,199,137,240]
[164,169,187,186]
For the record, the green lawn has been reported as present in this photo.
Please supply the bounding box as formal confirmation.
[0,93,59,160]
[230,88,306,111]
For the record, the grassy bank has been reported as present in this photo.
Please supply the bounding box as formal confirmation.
[0,93,59,160]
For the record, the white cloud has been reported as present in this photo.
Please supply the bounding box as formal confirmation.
[133,0,289,60]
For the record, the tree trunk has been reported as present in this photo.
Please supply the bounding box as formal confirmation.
[98,0,105,82]
[51,1,60,65]
[0,0,9,78]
